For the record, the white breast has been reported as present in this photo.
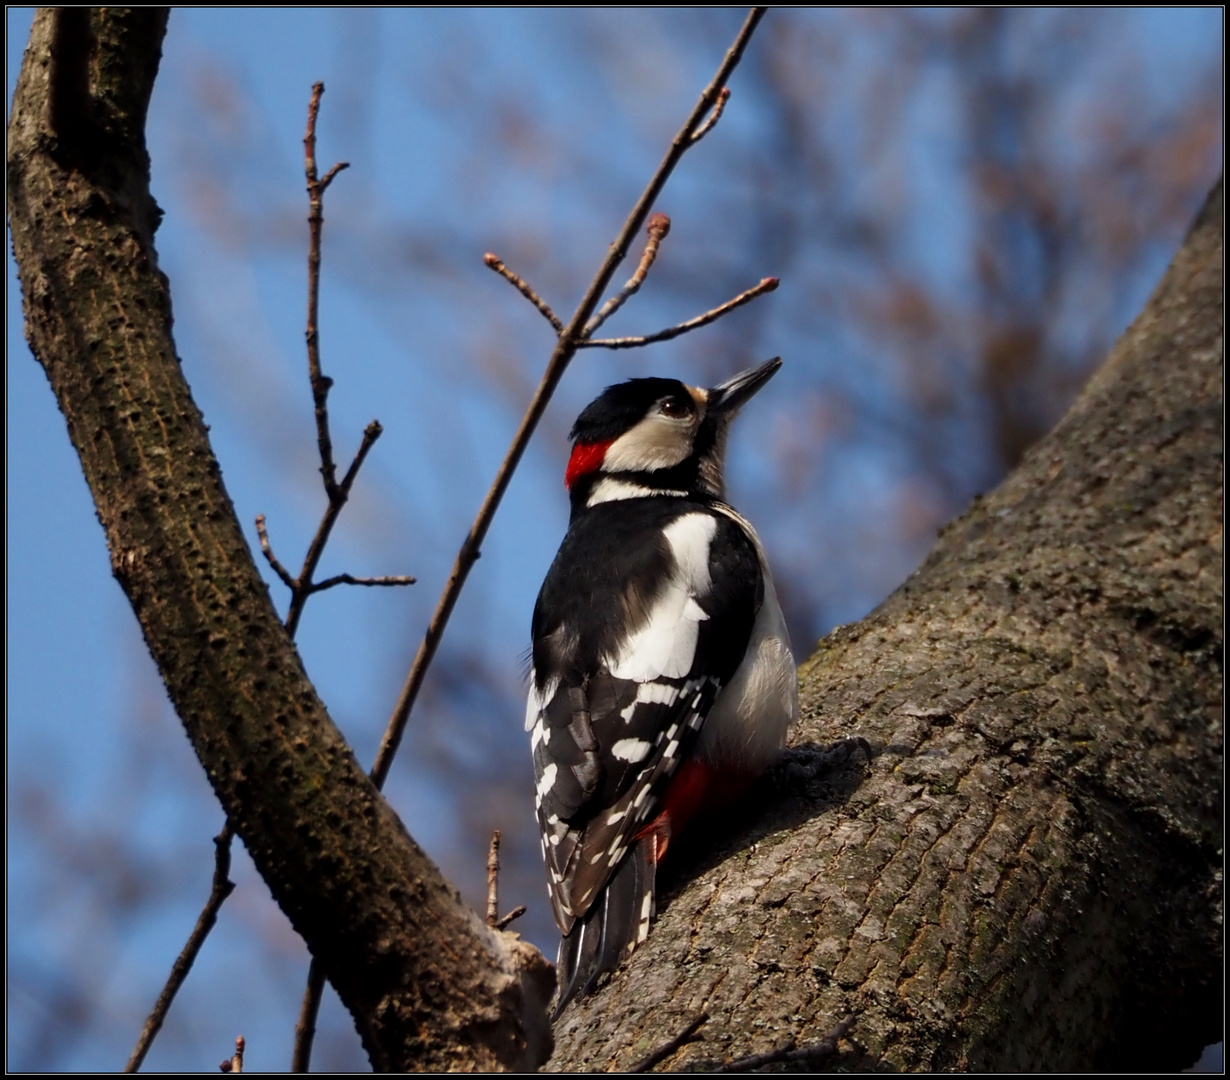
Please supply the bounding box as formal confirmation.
[696,509,797,774]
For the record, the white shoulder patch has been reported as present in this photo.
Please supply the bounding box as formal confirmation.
[606,512,717,682]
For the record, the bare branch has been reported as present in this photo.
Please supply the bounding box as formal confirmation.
[185,107,384,1070]
[484,253,564,333]
[303,80,350,500]
[14,15,552,1071]
[494,905,527,931]
[284,419,384,638]
[628,1012,709,1073]
[582,276,779,349]
[486,830,502,927]
[689,85,731,145]
[124,825,236,1072]
[481,832,524,929]
[585,213,672,336]
[309,573,416,594]
[219,1034,245,1073]
[337,419,383,497]
[319,161,348,191]
[291,965,326,1074]
[254,514,297,591]
[371,5,770,793]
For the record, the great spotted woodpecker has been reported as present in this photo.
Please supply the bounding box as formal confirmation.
[526,356,797,1013]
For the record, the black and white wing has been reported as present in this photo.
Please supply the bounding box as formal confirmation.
[526,502,761,935]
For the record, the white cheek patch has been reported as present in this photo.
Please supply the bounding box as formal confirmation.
[603,414,693,473]
[607,513,716,681]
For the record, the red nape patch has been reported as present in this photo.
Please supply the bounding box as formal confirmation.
[565,440,612,489]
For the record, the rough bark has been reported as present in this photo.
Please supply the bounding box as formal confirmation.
[7,10,552,1071]
[550,183,1223,1071]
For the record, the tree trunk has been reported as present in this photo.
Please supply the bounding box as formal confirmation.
[549,181,1223,1071]
[7,10,552,1071]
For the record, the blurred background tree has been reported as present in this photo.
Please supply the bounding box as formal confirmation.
[6,8,1221,1071]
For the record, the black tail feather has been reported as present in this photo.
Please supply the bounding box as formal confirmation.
[554,838,656,1017]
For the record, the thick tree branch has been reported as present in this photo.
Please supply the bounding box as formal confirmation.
[8,10,551,1071]
[551,180,1223,1071]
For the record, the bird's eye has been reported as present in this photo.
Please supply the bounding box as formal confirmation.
[660,398,692,419]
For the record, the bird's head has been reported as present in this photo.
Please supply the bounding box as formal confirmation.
[564,356,782,510]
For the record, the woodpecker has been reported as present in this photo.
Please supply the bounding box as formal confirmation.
[526,356,797,1013]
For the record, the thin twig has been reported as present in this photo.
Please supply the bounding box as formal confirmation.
[486,830,501,926]
[585,213,672,336]
[319,162,347,189]
[309,572,416,594]
[711,1015,855,1074]
[292,963,327,1073]
[283,420,386,638]
[255,514,296,591]
[294,86,427,1071]
[298,91,412,1073]
[627,1012,709,1073]
[484,254,564,332]
[370,5,769,794]
[219,1034,246,1073]
[336,418,383,493]
[483,829,526,929]
[304,80,350,500]
[689,86,730,145]
[124,825,236,1072]
[582,276,778,350]
[494,905,527,930]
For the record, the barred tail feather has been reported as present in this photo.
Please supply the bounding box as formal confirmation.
[553,838,656,1017]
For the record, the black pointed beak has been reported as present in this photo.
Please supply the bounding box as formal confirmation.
[707,357,782,415]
